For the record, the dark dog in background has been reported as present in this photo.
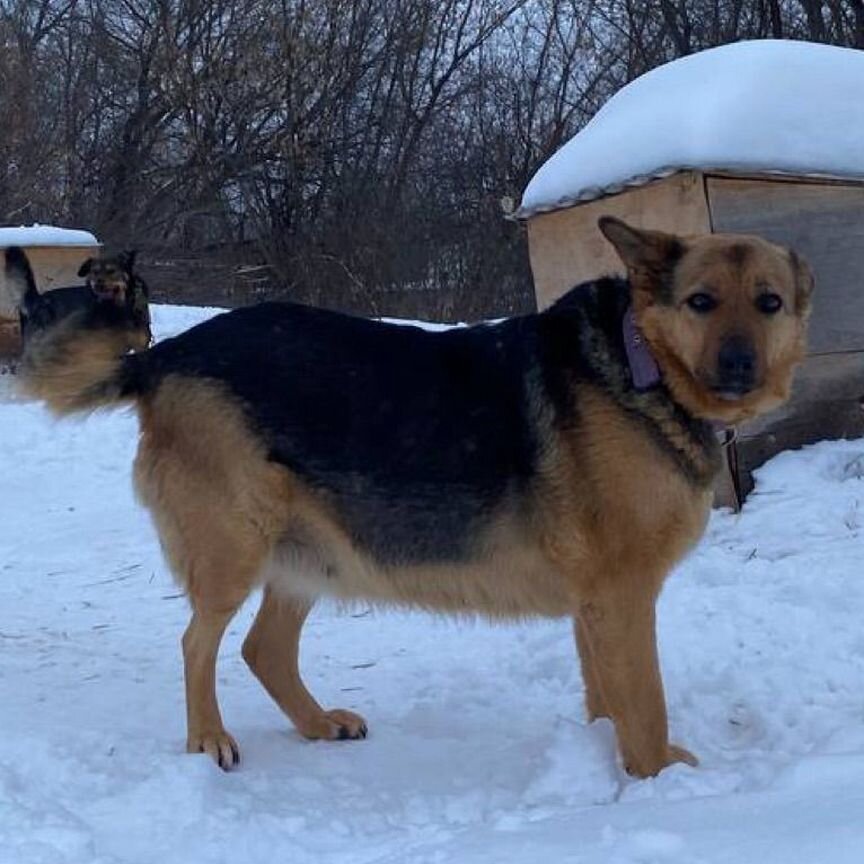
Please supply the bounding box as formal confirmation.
[13,248,151,347]
[12,219,812,779]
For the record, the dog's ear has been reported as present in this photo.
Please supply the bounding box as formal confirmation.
[78,258,93,278]
[789,249,814,315]
[598,217,685,301]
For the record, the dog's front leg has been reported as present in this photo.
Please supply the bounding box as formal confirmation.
[576,587,696,778]
[573,618,611,721]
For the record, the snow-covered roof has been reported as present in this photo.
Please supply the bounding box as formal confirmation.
[518,40,864,218]
[0,225,99,248]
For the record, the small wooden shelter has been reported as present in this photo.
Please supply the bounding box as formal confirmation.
[516,40,864,505]
[0,225,101,357]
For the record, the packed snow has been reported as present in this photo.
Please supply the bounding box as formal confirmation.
[519,40,864,216]
[3,304,864,863]
[0,226,99,248]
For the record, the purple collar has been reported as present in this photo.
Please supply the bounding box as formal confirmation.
[622,305,660,390]
[622,307,736,444]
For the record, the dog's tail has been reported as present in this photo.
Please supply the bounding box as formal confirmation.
[5,245,41,313]
[6,244,145,415]
[17,319,145,416]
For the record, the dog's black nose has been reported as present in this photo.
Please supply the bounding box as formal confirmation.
[716,336,756,393]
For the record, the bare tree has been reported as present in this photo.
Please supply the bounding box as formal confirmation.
[0,0,860,320]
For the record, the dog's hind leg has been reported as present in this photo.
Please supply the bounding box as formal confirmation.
[173,521,263,769]
[242,587,368,741]
[182,599,246,769]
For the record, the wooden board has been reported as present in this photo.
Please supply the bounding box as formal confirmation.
[741,352,864,438]
[707,176,864,355]
[27,246,98,293]
[528,172,712,309]
[733,351,864,496]
[0,317,20,357]
[0,268,20,317]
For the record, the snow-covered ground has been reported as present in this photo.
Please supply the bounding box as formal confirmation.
[2,305,864,863]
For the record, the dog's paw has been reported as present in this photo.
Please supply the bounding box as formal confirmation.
[187,729,240,770]
[668,743,698,768]
[298,708,368,741]
[327,709,369,740]
[624,743,699,778]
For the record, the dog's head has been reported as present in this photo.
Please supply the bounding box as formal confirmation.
[599,216,813,424]
[78,251,152,348]
[78,251,138,304]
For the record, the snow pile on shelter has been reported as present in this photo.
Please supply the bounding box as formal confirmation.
[519,40,864,217]
[0,225,99,248]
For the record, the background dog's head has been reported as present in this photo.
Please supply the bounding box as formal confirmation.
[78,251,140,304]
[599,216,813,424]
[78,251,152,348]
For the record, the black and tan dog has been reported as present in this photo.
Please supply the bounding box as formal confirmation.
[11,219,812,778]
[12,248,151,347]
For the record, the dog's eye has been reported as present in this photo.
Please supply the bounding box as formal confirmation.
[756,292,783,315]
[685,292,717,314]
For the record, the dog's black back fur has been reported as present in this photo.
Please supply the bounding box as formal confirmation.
[134,304,542,563]
[21,286,98,341]
[122,279,715,565]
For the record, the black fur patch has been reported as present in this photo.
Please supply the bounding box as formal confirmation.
[21,285,98,342]
[139,305,539,565]
[727,243,751,268]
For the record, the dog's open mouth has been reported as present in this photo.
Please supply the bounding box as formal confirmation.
[93,285,125,304]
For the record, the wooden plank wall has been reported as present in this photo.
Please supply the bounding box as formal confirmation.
[528,172,711,308]
[707,176,864,494]
[0,319,20,358]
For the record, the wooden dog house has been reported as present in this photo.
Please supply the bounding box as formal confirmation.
[516,40,864,505]
[0,225,101,357]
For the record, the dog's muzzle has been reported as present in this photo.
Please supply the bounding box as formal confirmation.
[712,336,758,399]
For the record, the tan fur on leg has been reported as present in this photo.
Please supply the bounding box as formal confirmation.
[577,591,697,778]
[242,588,368,741]
[183,605,243,769]
[573,619,610,722]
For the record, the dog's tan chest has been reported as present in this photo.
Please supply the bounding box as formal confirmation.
[536,388,713,591]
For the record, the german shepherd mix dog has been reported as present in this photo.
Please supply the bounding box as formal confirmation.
[14,248,151,348]
[9,219,813,778]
